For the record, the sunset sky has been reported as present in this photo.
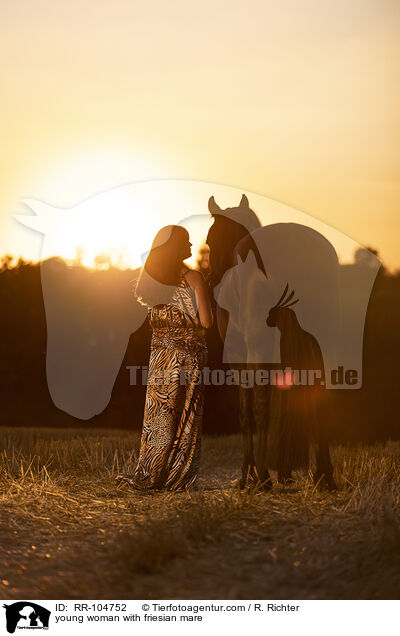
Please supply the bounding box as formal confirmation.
[1,0,399,269]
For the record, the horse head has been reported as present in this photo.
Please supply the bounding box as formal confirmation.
[206,194,263,288]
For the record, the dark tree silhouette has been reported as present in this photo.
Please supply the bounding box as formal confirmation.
[0,250,398,444]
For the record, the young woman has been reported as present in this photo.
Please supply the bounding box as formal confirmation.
[116,225,213,492]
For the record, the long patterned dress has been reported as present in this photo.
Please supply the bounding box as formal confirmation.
[121,271,207,492]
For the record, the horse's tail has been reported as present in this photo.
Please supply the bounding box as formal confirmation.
[267,323,314,473]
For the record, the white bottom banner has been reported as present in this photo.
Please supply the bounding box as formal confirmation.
[1,600,397,635]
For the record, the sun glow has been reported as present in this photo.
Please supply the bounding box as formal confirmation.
[17,178,217,270]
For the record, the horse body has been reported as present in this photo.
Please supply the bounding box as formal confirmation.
[206,194,337,491]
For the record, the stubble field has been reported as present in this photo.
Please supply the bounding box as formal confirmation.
[0,427,399,600]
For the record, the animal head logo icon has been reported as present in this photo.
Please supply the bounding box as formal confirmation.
[3,602,51,634]
[14,181,381,418]
[208,195,381,387]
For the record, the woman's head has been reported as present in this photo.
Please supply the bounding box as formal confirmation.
[134,225,192,307]
[148,225,192,274]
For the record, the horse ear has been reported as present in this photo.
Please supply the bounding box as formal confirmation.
[239,194,249,209]
[208,196,221,217]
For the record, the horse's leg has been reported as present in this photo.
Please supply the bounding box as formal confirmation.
[277,470,294,484]
[276,408,294,484]
[312,392,336,490]
[239,384,256,488]
[268,387,293,485]
[253,383,273,491]
[314,429,336,490]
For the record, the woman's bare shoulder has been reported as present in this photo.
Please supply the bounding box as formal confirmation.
[182,267,205,288]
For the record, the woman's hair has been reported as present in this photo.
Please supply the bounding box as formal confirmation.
[134,225,189,307]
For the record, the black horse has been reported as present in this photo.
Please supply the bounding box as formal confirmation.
[205,194,336,491]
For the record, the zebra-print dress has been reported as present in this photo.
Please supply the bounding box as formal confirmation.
[125,272,207,492]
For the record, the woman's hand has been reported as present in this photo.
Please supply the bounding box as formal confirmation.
[185,270,214,329]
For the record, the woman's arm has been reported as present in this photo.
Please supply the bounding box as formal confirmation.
[185,270,214,329]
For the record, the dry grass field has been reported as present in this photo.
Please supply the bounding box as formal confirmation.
[0,427,399,600]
